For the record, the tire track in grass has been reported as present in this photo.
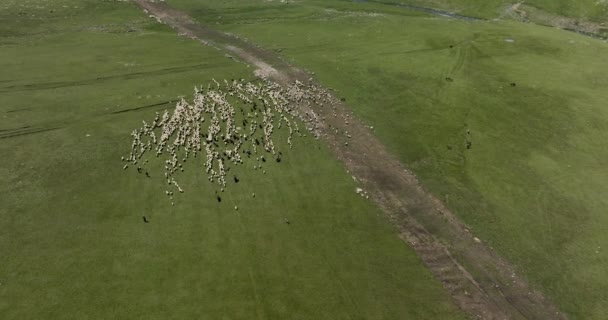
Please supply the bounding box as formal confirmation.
[247,268,265,320]
[111,99,179,114]
[0,99,181,141]
[0,125,30,132]
[132,1,567,319]
[232,195,267,320]
[0,127,62,139]
[5,107,31,113]
[360,0,483,21]
[0,62,231,93]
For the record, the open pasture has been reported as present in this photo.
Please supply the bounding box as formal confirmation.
[166,0,608,318]
[0,0,467,319]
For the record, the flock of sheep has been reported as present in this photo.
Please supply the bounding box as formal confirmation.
[122,78,340,205]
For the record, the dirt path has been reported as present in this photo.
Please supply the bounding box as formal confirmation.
[133,1,567,319]
[366,0,482,21]
[366,0,606,40]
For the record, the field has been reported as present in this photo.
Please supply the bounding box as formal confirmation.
[0,1,470,319]
[377,0,608,21]
[3,0,608,319]
[164,0,608,319]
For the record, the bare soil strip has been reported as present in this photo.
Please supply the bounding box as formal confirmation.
[133,1,567,319]
[367,0,606,40]
[366,0,482,21]
[500,2,607,40]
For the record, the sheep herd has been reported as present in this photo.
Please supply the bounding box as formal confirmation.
[122,78,340,204]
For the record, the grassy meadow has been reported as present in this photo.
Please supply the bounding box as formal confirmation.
[380,0,608,21]
[167,0,608,318]
[0,1,468,319]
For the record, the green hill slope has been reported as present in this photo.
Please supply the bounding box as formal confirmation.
[166,0,608,318]
[0,1,466,319]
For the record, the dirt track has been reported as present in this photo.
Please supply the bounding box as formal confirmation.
[133,1,567,319]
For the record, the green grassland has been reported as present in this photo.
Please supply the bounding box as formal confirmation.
[0,0,468,319]
[167,0,608,318]
[358,0,608,21]
[163,0,608,21]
